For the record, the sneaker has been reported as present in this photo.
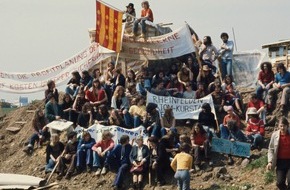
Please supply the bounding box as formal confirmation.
[101,167,107,175]
[95,168,101,176]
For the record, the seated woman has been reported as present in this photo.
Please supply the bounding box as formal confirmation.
[23,109,49,154]
[92,68,105,85]
[256,62,274,101]
[111,86,130,112]
[170,143,193,190]
[224,84,243,116]
[177,65,193,88]
[109,109,125,127]
[130,135,150,190]
[245,107,265,150]
[65,71,81,99]
[195,82,208,99]
[77,102,93,128]
[198,103,218,139]
[71,91,89,125]
[190,123,211,170]
[211,85,225,113]
[123,95,146,128]
[76,131,96,173]
[80,70,93,92]
[219,106,241,139]
[45,80,59,104]
[144,103,161,139]
[86,79,108,111]
[160,107,177,137]
[182,82,196,99]
[45,134,64,173]
[61,93,73,121]
[92,131,114,176]
[94,104,110,125]
[148,136,170,186]
[152,70,170,88]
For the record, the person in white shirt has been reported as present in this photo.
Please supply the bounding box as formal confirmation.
[219,32,234,80]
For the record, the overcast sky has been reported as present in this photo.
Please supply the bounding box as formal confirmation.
[0,0,289,102]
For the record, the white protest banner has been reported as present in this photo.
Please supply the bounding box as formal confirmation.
[74,124,148,145]
[146,91,216,120]
[0,43,113,93]
[119,25,195,60]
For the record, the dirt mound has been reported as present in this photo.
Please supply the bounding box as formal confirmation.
[0,97,281,190]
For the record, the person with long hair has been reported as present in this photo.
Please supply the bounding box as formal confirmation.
[80,70,93,92]
[198,103,218,139]
[76,131,96,173]
[94,104,110,125]
[177,65,193,88]
[92,131,115,176]
[130,135,150,190]
[77,102,93,128]
[123,3,136,23]
[45,134,64,173]
[144,103,161,139]
[199,36,218,72]
[126,69,137,89]
[160,107,176,137]
[109,109,125,127]
[265,63,290,113]
[191,123,211,170]
[86,79,108,109]
[256,62,274,100]
[170,143,193,190]
[123,96,146,128]
[92,68,105,85]
[267,117,290,190]
[61,93,73,121]
[45,80,59,103]
[111,86,129,111]
[23,109,50,154]
[65,71,81,99]
[71,90,89,125]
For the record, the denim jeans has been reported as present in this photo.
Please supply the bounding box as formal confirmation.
[221,58,233,79]
[133,19,148,34]
[174,170,190,190]
[45,159,55,172]
[65,86,79,98]
[77,148,93,169]
[113,163,129,187]
[256,83,270,101]
[93,151,110,168]
[123,112,142,128]
[219,124,229,139]
[247,133,263,147]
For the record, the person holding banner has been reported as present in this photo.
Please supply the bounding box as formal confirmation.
[92,131,114,176]
[267,117,290,190]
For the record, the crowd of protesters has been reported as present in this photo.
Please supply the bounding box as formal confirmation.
[21,2,290,190]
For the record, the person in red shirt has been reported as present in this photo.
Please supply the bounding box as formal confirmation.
[92,131,115,176]
[132,1,154,38]
[220,105,240,139]
[256,62,274,101]
[267,117,290,190]
[86,79,107,111]
[245,107,265,150]
[246,93,266,123]
[190,123,211,170]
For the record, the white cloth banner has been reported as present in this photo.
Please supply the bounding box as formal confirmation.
[74,124,148,145]
[0,43,112,93]
[119,25,195,60]
[146,91,216,120]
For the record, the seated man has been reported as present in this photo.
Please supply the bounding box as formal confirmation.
[132,1,153,38]
[265,63,290,113]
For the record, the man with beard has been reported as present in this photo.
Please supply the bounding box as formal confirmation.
[219,33,234,79]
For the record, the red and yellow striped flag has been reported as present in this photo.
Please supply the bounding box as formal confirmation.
[96,1,123,53]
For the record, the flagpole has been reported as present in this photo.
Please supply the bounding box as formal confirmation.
[97,0,124,12]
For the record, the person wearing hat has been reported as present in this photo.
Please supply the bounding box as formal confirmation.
[129,135,150,189]
[144,103,162,139]
[245,107,265,150]
[92,131,115,176]
[197,64,215,90]
[123,3,136,23]
[132,1,154,38]
[219,105,240,139]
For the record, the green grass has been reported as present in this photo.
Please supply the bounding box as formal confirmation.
[245,155,268,171]
[264,170,275,185]
[0,107,17,116]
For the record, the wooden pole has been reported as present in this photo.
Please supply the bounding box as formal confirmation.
[232,27,238,52]
[45,150,65,185]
